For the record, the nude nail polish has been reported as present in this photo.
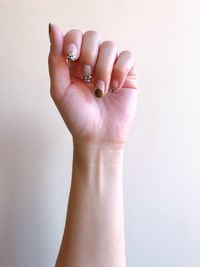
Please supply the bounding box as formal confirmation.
[65,43,78,62]
[82,65,92,83]
[95,80,105,98]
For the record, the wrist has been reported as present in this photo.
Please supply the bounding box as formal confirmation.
[73,138,124,164]
[73,138,125,152]
[72,138,124,183]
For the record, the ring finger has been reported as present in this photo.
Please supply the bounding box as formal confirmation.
[94,41,118,98]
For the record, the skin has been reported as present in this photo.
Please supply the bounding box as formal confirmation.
[48,23,139,267]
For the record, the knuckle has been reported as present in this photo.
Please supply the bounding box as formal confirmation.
[68,29,82,34]
[64,29,82,39]
[81,50,96,61]
[84,30,101,39]
[101,40,117,50]
[96,68,111,80]
[96,66,107,76]
[120,50,135,61]
[113,68,125,79]
[48,53,56,64]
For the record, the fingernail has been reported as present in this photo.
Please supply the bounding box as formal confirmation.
[95,80,105,98]
[82,64,92,83]
[109,80,119,92]
[48,23,51,40]
[65,43,78,62]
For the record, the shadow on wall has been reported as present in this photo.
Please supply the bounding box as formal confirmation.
[0,119,59,267]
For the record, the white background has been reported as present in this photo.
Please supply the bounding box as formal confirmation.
[0,0,200,266]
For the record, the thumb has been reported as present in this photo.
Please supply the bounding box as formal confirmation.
[48,23,71,101]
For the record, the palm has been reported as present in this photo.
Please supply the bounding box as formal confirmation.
[53,63,137,145]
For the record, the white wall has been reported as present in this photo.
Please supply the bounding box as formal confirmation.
[0,0,200,266]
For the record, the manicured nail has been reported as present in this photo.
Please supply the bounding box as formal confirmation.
[109,80,119,92]
[95,80,105,98]
[82,64,92,83]
[65,43,78,62]
[49,23,51,37]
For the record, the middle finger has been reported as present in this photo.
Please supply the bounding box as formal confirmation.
[79,30,101,83]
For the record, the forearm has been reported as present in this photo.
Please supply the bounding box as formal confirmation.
[55,140,126,267]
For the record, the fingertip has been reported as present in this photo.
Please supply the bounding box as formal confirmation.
[49,23,64,58]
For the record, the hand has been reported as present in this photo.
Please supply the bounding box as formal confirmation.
[48,24,139,146]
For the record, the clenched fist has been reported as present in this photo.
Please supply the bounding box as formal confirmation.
[48,23,138,146]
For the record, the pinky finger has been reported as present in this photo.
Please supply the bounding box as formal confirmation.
[122,65,139,89]
[109,50,136,92]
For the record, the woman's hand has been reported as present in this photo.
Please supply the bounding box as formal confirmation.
[48,24,138,147]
